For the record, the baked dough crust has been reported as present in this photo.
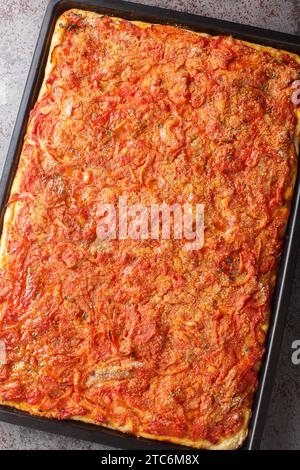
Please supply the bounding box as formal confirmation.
[0,8,299,450]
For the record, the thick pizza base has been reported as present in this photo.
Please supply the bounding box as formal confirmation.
[0,9,299,449]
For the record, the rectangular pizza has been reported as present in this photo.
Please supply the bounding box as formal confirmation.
[0,9,299,449]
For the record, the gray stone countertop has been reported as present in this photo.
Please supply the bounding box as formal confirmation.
[0,0,299,450]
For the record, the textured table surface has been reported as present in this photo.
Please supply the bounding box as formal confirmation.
[0,0,299,450]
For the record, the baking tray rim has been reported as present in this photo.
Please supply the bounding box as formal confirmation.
[0,0,300,451]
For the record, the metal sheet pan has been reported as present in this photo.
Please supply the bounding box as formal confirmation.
[0,0,300,450]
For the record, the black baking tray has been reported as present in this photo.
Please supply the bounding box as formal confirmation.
[0,0,300,451]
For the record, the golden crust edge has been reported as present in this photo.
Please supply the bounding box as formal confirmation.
[1,8,299,263]
[0,7,299,449]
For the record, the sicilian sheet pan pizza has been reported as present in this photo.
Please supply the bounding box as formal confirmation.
[0,9,300,450]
